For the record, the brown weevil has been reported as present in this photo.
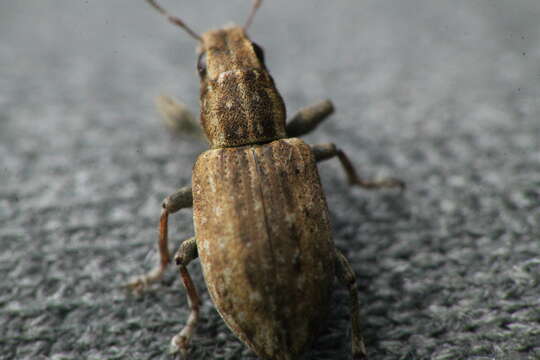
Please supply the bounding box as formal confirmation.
[126,1,405,359]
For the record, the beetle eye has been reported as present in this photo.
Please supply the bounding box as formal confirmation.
[252,43,265,65]
[197,52,207,77]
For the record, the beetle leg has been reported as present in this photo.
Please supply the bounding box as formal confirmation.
[125,185,193,293]
[155,95,204,139]
[286,99,334,137]
[171,237,200,356]
[311,143,405,190]
[173,236,198,266]
[334,248,368,360]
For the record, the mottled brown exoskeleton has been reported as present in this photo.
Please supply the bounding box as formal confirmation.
[127,1,404,359]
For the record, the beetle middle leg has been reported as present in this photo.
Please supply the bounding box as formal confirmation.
[125,185,193,293]
[334,248,368,360]
[170,236,201,356]
[312,143,405,190]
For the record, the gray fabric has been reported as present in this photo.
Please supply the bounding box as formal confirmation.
[1,1,539,359]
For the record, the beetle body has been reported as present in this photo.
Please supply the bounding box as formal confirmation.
[190,26,343,358]
[193,137,334,359]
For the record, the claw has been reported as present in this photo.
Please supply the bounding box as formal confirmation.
[170,333,190,358]
[123,267,164,294]
[353,343,368,360]
[123,278,146,295]
[375,177,406,191]
[353,354,368,360]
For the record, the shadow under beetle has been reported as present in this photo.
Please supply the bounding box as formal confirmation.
[126,1,405,359]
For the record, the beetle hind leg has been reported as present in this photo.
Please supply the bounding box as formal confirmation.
[334,248,368,360]
[170,237,201,356]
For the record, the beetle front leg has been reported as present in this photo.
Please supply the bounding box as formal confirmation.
[125,185,193,293]
[170,237,201,356]
[155,95,204,138]
[334,248,368,360]
[312,143,405,190]
[286,99,334,137]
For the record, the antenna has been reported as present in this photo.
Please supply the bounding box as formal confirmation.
[244,0,262,30]
[146,0,202,42]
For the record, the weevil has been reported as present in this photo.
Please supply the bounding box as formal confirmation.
[127,1,404,359]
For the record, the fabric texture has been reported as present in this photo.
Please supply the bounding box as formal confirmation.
[1,1,539,359]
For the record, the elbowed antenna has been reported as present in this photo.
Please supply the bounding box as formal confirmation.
[146,0,202,42]
[244,0,262,30]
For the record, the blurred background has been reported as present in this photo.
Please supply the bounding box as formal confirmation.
[1,1,539,359]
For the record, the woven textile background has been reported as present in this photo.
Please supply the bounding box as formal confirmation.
[1,1,539,359]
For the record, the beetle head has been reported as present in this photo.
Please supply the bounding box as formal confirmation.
[197,27,286,148]
[146,0,286,148]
